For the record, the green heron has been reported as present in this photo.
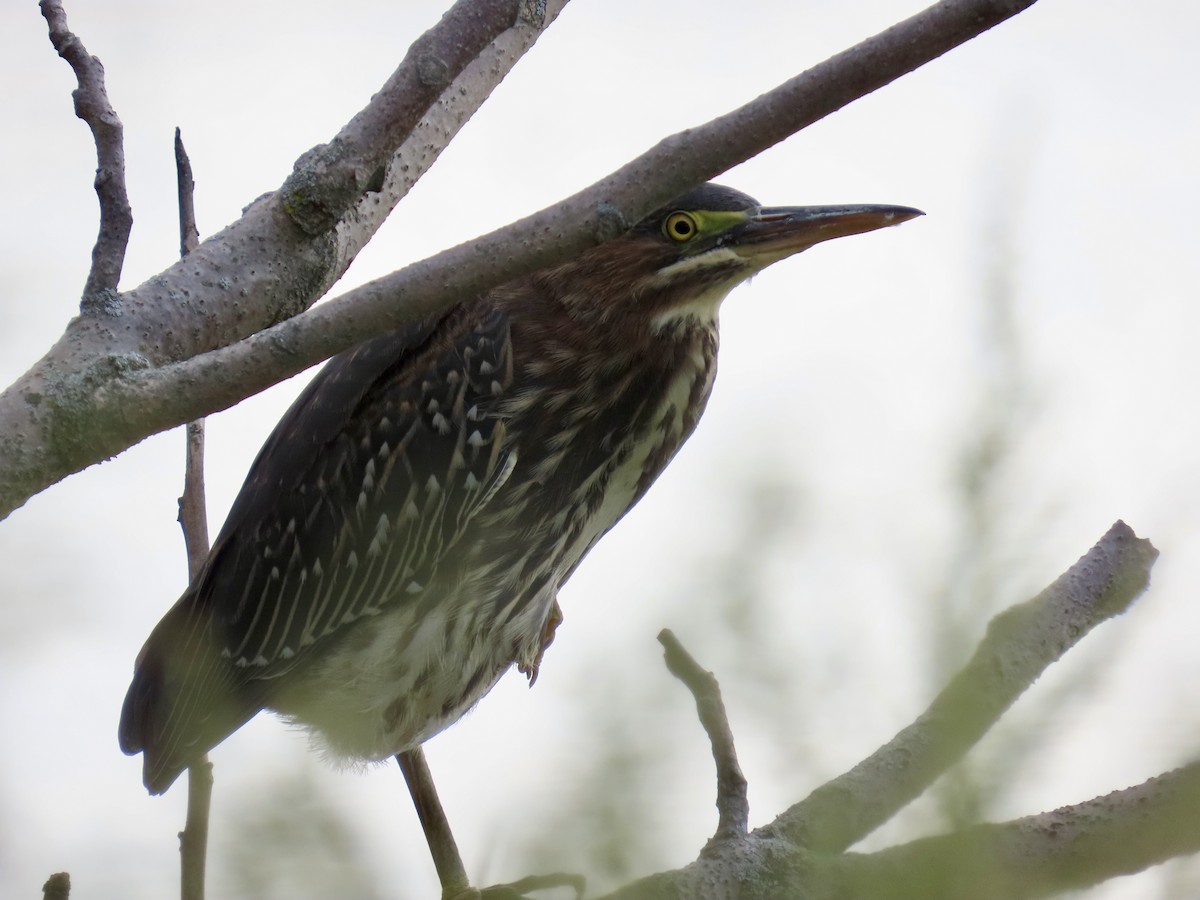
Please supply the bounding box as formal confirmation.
[119,181,919,827]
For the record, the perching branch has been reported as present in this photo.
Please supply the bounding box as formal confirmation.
[38,0,131,301]
[0,0,1036,520]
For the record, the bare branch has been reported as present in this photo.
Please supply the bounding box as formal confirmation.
[180,758,213,900]
[177,421,209,583]
[0,0,568,519]
[658,629,749,845]
[278,0,526,235]
[602,523,1161,900]
[174,131,213,900]
[0,0,1033,514]
[829,761,1200,899]
[765,520,1158,853]
[39,0,132,301]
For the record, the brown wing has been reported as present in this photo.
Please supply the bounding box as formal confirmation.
[119,305,517,793]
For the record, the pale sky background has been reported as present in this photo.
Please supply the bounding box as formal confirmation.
[1,1,1199,898]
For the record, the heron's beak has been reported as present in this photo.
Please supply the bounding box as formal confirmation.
[733,204,924,265]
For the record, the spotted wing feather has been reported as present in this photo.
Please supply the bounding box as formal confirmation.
[119,306,516,792]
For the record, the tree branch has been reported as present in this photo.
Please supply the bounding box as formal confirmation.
[767,520,1157,853]
[175,128,200,260]
[173,129,213,900]
[0,0,568,519]
[601,522,1160,900]
[38,0,132,301]
[829,761,1200,899]
[0,0,1035,518]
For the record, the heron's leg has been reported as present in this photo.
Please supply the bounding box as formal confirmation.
[396,747,475,900]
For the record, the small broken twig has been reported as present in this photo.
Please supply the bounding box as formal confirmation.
[175,128,200,259]
[658,629,749,846]
[39,0,132,300]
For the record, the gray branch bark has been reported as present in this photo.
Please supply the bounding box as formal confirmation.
[0,0,1036,520]
[602,522,1172,900]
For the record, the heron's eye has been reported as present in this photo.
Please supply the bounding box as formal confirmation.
[663,212,699,242]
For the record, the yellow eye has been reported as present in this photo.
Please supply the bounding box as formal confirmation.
[663,211,699,242]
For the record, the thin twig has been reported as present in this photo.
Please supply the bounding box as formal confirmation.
[174,129,212,900]
[38,0,131,300]
[397,748,472,898]
[658,629,749,846]
[180,757,213,900]
[766,520,1158,854]
[179,422,209,582]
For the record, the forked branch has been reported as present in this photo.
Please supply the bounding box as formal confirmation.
[607,522,1163,900]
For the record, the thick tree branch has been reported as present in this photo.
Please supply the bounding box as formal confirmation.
[829,761,1200,899]
[39,0,132,301]
[0,0,567,519]
[110,0,1041,436]
[277,0,529,236]
[0,0,1034,517]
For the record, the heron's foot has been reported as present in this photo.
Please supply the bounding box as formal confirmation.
[474,872,585,899]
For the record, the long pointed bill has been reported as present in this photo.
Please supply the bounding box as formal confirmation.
[733,204,924,267]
